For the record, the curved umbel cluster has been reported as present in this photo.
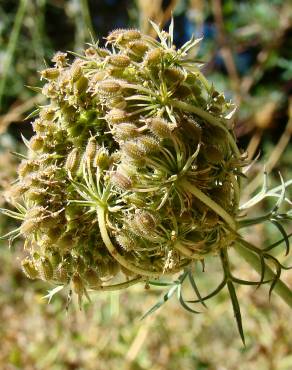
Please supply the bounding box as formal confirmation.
[4,25,246,302]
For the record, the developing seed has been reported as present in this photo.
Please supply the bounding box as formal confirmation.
[49,251,62,269]
[84,47,97,58]
[109,151,121,165]
[72,273,84,295]
[32,118,46,133]
[174,85,192,99]
[96,260,111,279]
[75,76,88,93]
[115,231,136,251]
[74,256,86,274]
[39,257,54,281]
[124,193,146,208]
[122,29,141,41]
[108,55,131,68]
[146,118,174,139]
[71,62,83,82]
[122,141,145,161]
[107,29,141,44]
[85,137,97,162]
[127,40,148,58]
[21,258,39,279]
[25,187,46,202]
[107,29,124,42]
[29,135,44,151]
[40,68,60,80]
[106,108,129,124]
[111,171,132,190]
[164,67,185,83]
[65,148,80,174]
[55,262,70,283]
[40,107,55,121]
[134,210,158,232]
[98,80,121,94]
[52,51,67,67]
[143,48,163,66]
[204,145,224,164]
[93,148,110,170]
[57,234,75,251]
[138,135,160,153]
[20,219,38,236]
[42,82,58,98]
[96,48,111,58]
[46,227,63,242]
[112,123,138,141]
[204,211,219,227]
[83,268,101,288]
[18,160,37,178]
[108,96,127,109]
[7,183,27,199]
[26,206,46,219]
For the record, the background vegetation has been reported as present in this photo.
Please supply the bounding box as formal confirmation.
[0,1,291,369]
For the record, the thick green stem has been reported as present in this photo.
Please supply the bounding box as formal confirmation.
[234,243,292,308]
[97,207,189,277]
[97,207,162,277]
[181,179,237,230]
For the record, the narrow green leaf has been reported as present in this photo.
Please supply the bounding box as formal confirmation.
[270,219,290,256]
[231,276,272,286]
[141,284,178,320]
[263,232,292,253]
[0,227,21,240]
[227,280,245,345]
[177,284,201,314]
[14,202,27,214]
[43,285,64,304]
[188,271,207,308]
[149,20,167,47]
[265,257,282,300]
[264,254,292,271]
[10,151,28,160]
[25,85,42,93]
[148,280,173,287]
[187,279,226,304]
[24,107,40,120]
[258,254,266,289]
[0,208,24,220]
[272,172,285,213]
[21,133,31,149]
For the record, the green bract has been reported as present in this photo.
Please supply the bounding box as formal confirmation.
[1,21,291,342]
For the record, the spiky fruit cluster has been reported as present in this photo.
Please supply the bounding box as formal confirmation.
[4,24,246,302]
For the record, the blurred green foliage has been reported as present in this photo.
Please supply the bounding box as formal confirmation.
[0,0,291,369]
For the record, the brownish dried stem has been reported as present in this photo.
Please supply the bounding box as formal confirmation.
[137,0,179,36]
[244,99,292,197]
[240,4,290,97]
[246,128,263,161]
[211,0,241,103]
[0,95,43,134]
